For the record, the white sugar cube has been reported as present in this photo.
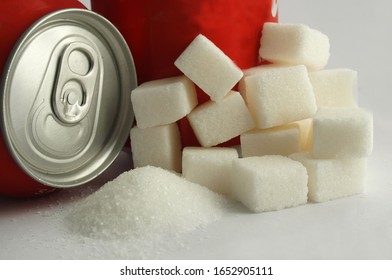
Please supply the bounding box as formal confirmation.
[182,147,239,194]
[242,64,288,77]
[238,64,287,101]
[312,107,373,159]
[130,123,182,172]
[240,123,301,157]
[175,34,243,101]
[231,155,308,212]
[290,153,367,202]
[131,75,197,128]
[187,91,255,147]
[259,22,330,71]
[309,69,358,107]
[244,65,317,128]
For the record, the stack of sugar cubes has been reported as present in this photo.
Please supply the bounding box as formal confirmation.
[130,22,373,213]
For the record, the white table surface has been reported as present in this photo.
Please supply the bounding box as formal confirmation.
[1,0,391,260]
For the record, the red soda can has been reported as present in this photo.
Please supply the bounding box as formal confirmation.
[91,0,278,147]
[0,0,137,198]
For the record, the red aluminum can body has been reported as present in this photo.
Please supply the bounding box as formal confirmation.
[91,0,279,147]
[0,0,86,198]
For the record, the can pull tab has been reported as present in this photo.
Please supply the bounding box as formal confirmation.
[53,42,100,124]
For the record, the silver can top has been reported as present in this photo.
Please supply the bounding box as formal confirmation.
[1,9,137,187]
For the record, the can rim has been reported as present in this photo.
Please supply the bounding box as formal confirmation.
[0,8,137,188]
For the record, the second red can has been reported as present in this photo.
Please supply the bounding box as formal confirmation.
[92,0,279,147]
[92,0,278,84]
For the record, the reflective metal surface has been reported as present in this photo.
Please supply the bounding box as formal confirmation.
[1,9,137,187]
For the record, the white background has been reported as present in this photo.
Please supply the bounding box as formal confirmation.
[0,0,391,260]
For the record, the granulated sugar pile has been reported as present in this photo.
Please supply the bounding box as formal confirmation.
[66,166,228,240]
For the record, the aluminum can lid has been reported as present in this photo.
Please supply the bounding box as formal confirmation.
[1,9,137,187]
